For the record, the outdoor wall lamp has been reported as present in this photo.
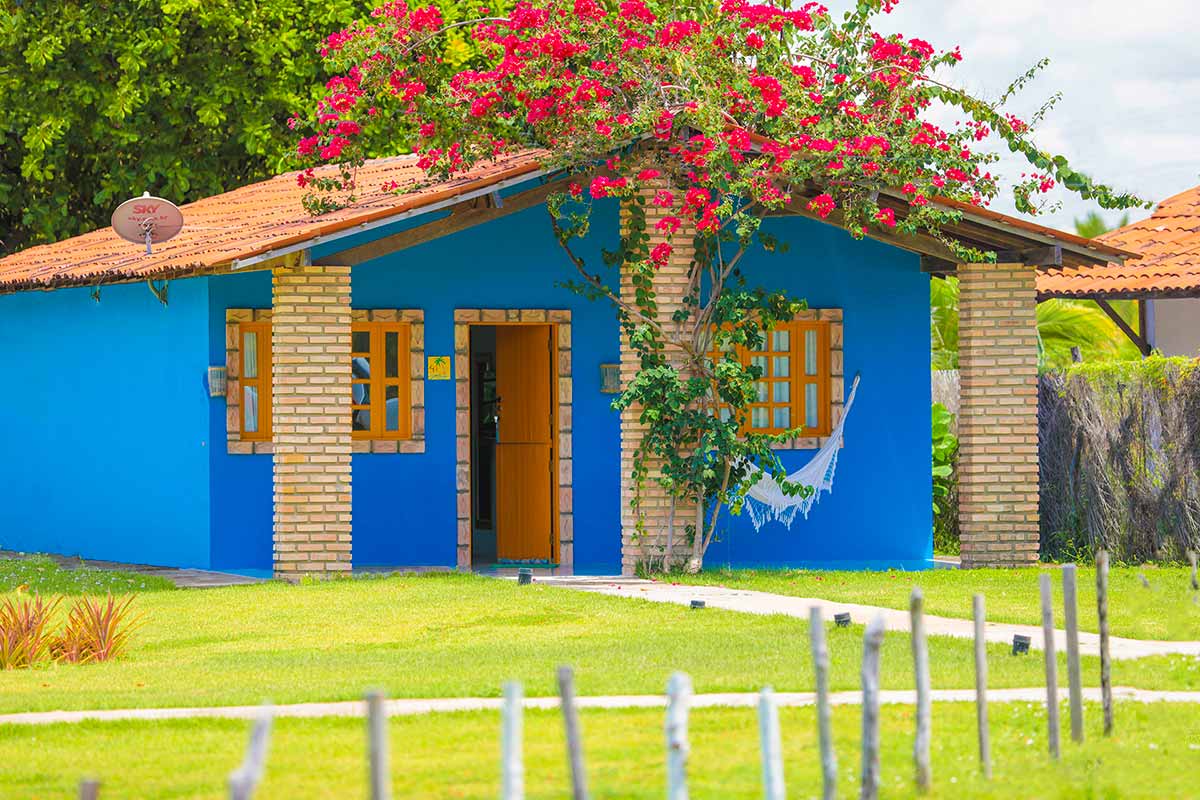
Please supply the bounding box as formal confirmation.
[207,366,228,398]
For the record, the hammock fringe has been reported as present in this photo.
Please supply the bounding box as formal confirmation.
[741,376,860,531]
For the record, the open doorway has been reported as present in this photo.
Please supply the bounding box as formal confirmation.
[469,323,558,567]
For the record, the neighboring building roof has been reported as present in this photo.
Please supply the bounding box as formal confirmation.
[1038,186,1200,300]
[0,149,1131,295]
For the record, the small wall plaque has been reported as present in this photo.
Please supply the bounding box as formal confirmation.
[600,363,621,393]
[427,355,452,381]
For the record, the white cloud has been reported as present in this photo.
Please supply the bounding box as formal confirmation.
[825,0,1200,231]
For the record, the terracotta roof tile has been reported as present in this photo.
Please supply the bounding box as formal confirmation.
[0,146,1131,294]
[1038,185,1200,299]
[0,152,544,293]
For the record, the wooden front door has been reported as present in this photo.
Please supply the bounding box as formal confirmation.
[494,325,556,561]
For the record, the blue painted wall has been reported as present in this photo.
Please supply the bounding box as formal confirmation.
[706,216,933,569]
[207,271,275,572]
[0,279,213,567]
[323,203,625,573]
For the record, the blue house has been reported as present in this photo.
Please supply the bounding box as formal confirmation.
[0,152,1129,576]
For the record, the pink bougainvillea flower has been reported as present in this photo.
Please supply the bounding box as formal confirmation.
[655,216,682,234]
[807,193,836,219]
[650,242,672,266]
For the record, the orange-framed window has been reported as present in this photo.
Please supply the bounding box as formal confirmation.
[718,320,832,437]
[238,321,272,441]
[351,321,413,440]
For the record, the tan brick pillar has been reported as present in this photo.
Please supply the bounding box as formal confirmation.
[618,180,699,576]
[957,261,1040,567]
[271,263,353,578]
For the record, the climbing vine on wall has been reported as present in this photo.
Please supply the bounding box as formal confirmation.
[295,0,1144,570]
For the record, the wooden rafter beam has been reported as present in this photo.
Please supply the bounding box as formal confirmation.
[771,206,962,262]
[1095,298,1151,357]
[313,176,576,267]
[920,256,956,275]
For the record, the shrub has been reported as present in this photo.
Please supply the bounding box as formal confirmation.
[54,595,142,664]
[932,403,961,555]
[0,592,141,669]
[0,595,60,669]
[1039,356,1200,562]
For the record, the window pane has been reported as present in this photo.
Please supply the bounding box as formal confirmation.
[385,332,399,378]
[805,330,818,375]
[751,407,769,429]
[352,330,370,353]
[773,382,790,403]
[773,356,790,378]
[385,385,400,431]
[774,407,790,429]
[751,355,768,374]
[772,329,789,351]
[352,383,370,405]
[352,356,371,379]
[805,384,819,428]
[242,332,258,379]
[719,407,732,422]
[243,386,258,433]
[352,409,371,432]
[755,382,768,402]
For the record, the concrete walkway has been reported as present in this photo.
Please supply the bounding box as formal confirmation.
[536,577,1200,661]
[2,687,1197,726]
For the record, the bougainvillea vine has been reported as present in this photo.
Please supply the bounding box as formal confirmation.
[295,0,1144,571]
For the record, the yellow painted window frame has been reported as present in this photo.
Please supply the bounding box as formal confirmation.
[729,319,833,438]
[238,320,272,442]
[351,320,413,441]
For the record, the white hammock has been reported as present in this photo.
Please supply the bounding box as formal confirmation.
[742,375,861,530]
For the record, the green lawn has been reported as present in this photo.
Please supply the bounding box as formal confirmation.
[674,564,1200,640]
[2,701,1197,798]
[0,555,176,594]
[0,573,1197,715]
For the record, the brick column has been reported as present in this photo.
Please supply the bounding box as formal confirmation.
[271,263,353,578]
[957,261,1040,567]
[619,179,699,576]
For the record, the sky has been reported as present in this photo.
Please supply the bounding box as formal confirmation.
[826,0,1200,234]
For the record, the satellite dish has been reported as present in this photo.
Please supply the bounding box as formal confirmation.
[112,192,184,254]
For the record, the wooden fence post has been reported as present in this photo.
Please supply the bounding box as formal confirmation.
[502,681,524,800]
[809,606,836,800]
[1039,574,1060,760]
[366,691,391,800]
[860,615,886,800]
[910,589,932,793]
[758,687,785,800]
[558,666,589,800]
[665,672,692,800]
[1096,550,1113,735]
[228,704,274,800]
[972,594,991,780]
[78,780,100,800]
[1061,564,1084,743]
